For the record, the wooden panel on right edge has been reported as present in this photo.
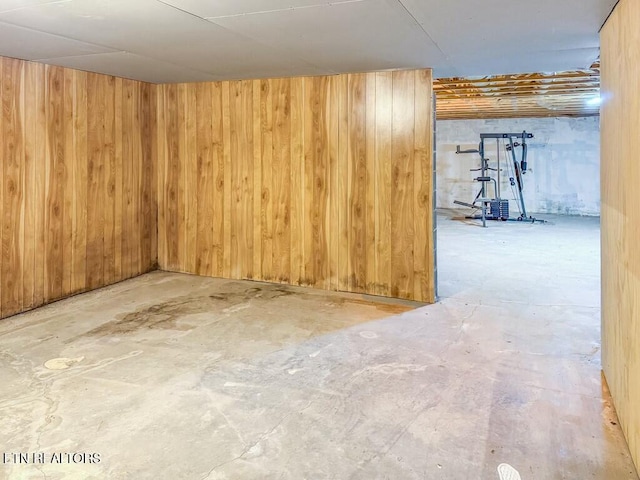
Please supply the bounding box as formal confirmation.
[600,0,640,471]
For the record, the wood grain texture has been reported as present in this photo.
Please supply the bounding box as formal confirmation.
[143,82,158,272]
[347,73,367,293]
[375,72,393,297]
[336,74,349,293]
[157,69,435,302]
[601,0,640,471]
[103,75,116,285]
[22,62,37,309]
[272,77,292,284]
[46,65,65,300]
[391,70,415,299]
[184,83,198,275]
[121,79,136,278]
[328,75,340,290]
[195,82,214,277]
[0,56,156,320]
[2,57,24,317]
[289,77,304,286]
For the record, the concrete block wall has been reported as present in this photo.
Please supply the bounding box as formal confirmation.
[436,117,600,216]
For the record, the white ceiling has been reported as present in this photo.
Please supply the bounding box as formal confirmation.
[0,0,616,83]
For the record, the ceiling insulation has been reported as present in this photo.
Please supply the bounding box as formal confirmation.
[434,63,600,120]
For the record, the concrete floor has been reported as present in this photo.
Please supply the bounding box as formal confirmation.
[0,210,637,479]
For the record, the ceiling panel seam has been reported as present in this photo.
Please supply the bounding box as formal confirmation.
[395,0,454,72]
[154,0,327,74]
[0,16,217,81]
[199,0,367,19]
[0,0,71,15]
[28,51,218,84]
[155,0,209,21]
[0,19,120,53]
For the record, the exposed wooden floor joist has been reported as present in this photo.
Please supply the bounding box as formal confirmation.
[435,62,600,120]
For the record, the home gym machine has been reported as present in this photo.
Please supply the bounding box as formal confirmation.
[453,131,545,226]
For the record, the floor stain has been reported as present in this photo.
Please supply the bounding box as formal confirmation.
[83,284,297,337]
[209,285,295,302]
[44,356,85,370]
[333,297,415,314]
[79,283,410,338]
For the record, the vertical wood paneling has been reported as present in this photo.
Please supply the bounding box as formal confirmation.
[114,77,123,279]
[195,82,214,277]
[46,65,65,300]
[414,69,434,301]
[0,57,157,320]
[348,73,367,293]
[62,69,76,292]
[365,73,377,294]
[144,82,157,271]
[242,80,255,280]
[337,74,349,293]
[228,80,254,280]
[315,77,331,290]
[259,79,272,281]
[121,79,136,277]
[73,70,88,291]
[302,77,314,286]
[86,73,104,290]
[70,69,88,295]
[390,70,415,299]
[156,85,167,271]
[304,76,332,289]
[375,72,393,297]
[176,84,187,272]
[328,75,340,290]
[211,83,224,277]
[103,75,116,284]
[221,81,232,279]
[131,81,143,276]
[184,84,197,274]
[601,0,640,471]
[22,62,36,309]
[156,69,434,302]
[252,81,263,280]
[2,58,24,317]
[33,63,46,307]
[290,77,304,286]
[273,77,291,283]
[164,84,181,271]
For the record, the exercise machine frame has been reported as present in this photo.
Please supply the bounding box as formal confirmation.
[454,131,544,226]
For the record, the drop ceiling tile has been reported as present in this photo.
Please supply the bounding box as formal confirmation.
[36,51,217,83]
[0,0,212,51]
[0,0,71,14]
[0,20,116,60]
[0,0,323,79]
[208,0,446,73]
[202,60,333,81]
[400,0,613,58]
[158,0,362,18]
[0,0,612,83]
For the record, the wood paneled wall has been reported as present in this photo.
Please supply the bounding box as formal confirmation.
[601,0,640,471]
[157,70,435,302]
[0,57,157,320]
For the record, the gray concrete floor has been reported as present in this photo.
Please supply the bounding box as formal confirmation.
[0,210,638,479]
